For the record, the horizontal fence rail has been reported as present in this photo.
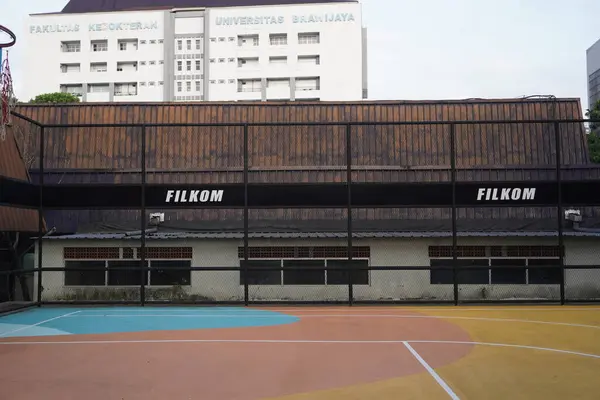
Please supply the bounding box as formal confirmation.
[1,116,600,308]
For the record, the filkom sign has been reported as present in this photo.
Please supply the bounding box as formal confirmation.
[29,21,159,34]
[215,12,355,26]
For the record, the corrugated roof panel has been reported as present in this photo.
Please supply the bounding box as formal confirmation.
[0,124,42,232]
[10,98,597,234]
[44,230,600,240]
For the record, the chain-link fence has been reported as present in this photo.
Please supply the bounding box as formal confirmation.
[1,115,600,307]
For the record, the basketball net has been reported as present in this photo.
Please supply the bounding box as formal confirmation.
[1,51,16,141]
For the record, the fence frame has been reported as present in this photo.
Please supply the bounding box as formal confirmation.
[2,112,600,307]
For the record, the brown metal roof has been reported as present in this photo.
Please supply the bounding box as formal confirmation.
[10,98,595,234]
[0,124,41,233]
[12,98,590,174]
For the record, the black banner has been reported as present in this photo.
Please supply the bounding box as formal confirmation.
[2,177,600,208]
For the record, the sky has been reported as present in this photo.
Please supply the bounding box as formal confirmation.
[2,0,600,110]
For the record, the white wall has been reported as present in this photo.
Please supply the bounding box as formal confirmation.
[23,2,365,103]
[35,236,600,302]
[206,2,363,101]
[23,10,167,102]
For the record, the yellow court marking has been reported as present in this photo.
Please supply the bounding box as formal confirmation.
[433,343,600,400]
[263,370,453,400]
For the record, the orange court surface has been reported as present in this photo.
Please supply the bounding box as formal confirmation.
[1,305,599,400]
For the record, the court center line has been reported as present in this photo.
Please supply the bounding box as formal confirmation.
[0,338,598,360]
[62,313,600,330]
[403,341,460,400]
[0,310,81,338]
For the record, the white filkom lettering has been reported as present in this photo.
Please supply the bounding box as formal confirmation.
[476,188,536,201]
[165,190,224,203]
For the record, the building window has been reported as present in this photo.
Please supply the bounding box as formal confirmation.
[298,32,320,45]
[296,77,320,91]
[149,61,156,65]
[238,79,261,92]
[218,58,225,63]
[195,39,201,50]
[186,60,192,71]
[187,39,191,50]
[87,84,110,93]
[238,57,259,68]
[150,260,191,286]
[118,39,138,51]
[159,60,164,65]
[228,79,235,84]
[238,246,370,286]
[269,56,287,65]
[297,55,320,65]
[428,245,563,285]
[177,61,183,71]
[269,34,287,46]
[195,80,201,91]
[60,63,80,73]
[116,61,138,72]
[59,84,83,96]
[150,40,156,44]
[63,247,193,287]
[209,58,216,63]
[210,37,216,42]
[267,78,290,88]
[65,261,106,286]
[195,60,201,70]
[140,40,147,44]
[61,41,80,53]
[218,37,225,42]
[159,39,164,44]
[238,34,259,47]
[90,62,108,73]
[177,40,182,50]
[186,81,191,92]
[114,82,138,96]
[91,40,108,52]
[177,82,182,92]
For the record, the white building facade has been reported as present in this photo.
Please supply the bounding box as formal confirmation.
[22,2,367,102]
[587,38,600,108]
[34,235,600,302]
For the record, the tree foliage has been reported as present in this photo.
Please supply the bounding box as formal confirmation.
[29,92,80,104]
[586,100,600,163]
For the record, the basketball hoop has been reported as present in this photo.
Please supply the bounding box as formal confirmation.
[0,24,17,142]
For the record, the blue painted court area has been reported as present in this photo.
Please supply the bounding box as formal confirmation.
[0,307,299,338]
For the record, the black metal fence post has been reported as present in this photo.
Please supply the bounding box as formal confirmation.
[37,125,45,306]
[346,123,353,306]
[450,123,459,306]
[554,121,565,305]
[140,125,147,306]
[243,124,249,306]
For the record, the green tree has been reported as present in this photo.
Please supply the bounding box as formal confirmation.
[586,100,600,163]
[29,92,80,104]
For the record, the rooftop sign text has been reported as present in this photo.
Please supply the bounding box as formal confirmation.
[215,12,355,26]
[29,21,159,34]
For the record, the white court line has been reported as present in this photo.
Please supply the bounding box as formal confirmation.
[63,313,600,330]
[70,307,600,313]
[403,341,460,399]
[253,307,600,312]
[0,338,598,360]
[0,310,81,338]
